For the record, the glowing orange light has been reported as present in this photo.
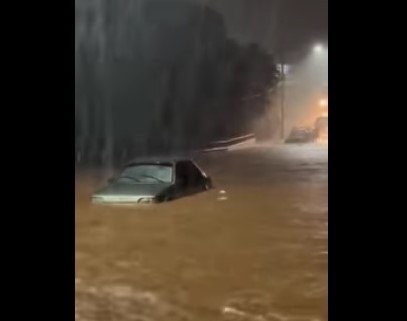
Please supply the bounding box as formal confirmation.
[319,99,328,107]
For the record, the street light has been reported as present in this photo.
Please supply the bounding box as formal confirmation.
[319,98,328,107]
[313,44,324,53]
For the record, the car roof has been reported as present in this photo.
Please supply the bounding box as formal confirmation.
[125,155,193,166]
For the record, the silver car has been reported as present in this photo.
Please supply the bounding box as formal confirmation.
[92,157,213,205]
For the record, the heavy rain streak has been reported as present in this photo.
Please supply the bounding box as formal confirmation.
[75,0,328,320]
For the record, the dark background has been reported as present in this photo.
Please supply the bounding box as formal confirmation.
[75,0,328,167]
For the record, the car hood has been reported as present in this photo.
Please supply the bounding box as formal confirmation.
[93,183,172,203]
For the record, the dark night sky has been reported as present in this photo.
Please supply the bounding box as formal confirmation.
[192,0,328,57]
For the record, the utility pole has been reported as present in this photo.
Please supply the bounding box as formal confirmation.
[280,50,286,141]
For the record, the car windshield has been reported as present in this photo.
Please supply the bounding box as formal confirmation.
[117,163,173,184]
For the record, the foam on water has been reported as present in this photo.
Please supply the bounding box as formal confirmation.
[75,281,191,321]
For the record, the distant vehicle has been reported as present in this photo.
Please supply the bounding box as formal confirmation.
[92,157,213,205]
[285,127,314,144]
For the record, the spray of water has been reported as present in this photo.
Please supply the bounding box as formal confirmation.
[283,47,328,132]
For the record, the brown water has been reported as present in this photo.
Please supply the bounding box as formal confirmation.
[75,144,328,321]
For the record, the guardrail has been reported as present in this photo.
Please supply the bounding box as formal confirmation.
[76,133,257,164]
[208,133,255,147]
[202,133,255,152]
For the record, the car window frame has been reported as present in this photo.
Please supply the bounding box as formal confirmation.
[119,162,176,184]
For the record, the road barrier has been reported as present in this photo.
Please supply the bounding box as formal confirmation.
[76,133,257,165]
[202,133,255,152]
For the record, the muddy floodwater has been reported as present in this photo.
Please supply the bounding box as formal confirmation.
[75,144,328,321]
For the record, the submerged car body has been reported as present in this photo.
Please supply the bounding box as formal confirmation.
[92,156,213,205]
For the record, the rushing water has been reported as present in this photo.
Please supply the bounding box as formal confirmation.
[75,144,328,321]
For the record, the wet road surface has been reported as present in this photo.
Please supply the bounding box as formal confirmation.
[75,143,328,321]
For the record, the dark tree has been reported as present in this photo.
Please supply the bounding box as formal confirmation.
[75,0,280,167]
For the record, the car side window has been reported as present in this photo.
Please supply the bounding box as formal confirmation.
[176,161,204,189]
[186,161,204,186]
[175,162,189,188]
